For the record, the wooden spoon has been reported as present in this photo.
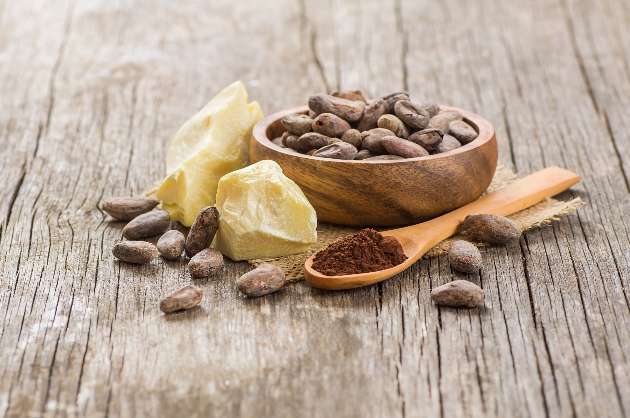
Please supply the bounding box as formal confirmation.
[304,166,580,290]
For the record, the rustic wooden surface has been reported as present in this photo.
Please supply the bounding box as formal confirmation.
[0,0,629,416]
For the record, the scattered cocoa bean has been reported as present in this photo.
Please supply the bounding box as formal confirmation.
[364,154,406,161]
[408,128,444,151]
[101,196,159,221]
[361,128,395,154]
[159,285,203,313]
[383,92,410,112]
[185,206,219,257]
[157,230,185,260]
[434,134,462,153]
[431,280,485,308]
[461,214,521,243]
[449,120,478,144]
[308,93,365,122]
[340,129,362,148]
[394,100,430,130]
[281,113,314,136]
[122,210,170,240]
[297,132,334,151]
[312,113,351,138]
[378,114,409,138]
[382,136,429,158]
[438,109,463,122]
[331,90,368,103]
[448,241,482,273]
[112,241,158,264]
[357,98,390,132]
[417,101,440,117]
[428,115,450,134]
[237,264,286,297]
[355,149,380,160]
[271,137,285,147]
[312,142,358,160]
[188,248,224,278]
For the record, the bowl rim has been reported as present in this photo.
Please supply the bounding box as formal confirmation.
[252,104,495,163]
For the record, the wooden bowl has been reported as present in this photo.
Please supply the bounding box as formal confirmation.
[250,105,498,227]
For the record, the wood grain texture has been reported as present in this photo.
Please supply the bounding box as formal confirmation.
[0,0,629,417]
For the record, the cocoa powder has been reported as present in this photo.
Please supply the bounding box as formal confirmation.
[311,229,407,276]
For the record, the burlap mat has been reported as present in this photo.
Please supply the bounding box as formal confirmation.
[248,165,584,282]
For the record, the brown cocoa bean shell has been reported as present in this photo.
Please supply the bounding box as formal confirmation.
[284,134,301,151]
[185,206,219,257]
[157,230,185,260]
[122,210,171,240]
[416,101,440,117]
[237,264,286,297]
[357,98,390,132]
[448,240,483,273]
[377,114,409,139]
[361,128,395,154]
[297,132,334,151]
[308,93,365,122]
[159,285,203,313]
[281,113,314,136]
[433,134,462,154]
[383,93,410,113]
[112,241,158,264]
[312,113,351,138]
[101,196,159,221]
[340,129,362,149]
[461,214,521,244]
[449,120,478,144]
[431,280,485,308]
[312,142,358,160]
[355,149,380,160]
[408,128,444,151]
[381,136,429,158]
[427,115,450,134]
[394,100,430,130]
[438,109,463,122]
[188,248,224,278]
[306,149,318,156]
[331,90,368,103]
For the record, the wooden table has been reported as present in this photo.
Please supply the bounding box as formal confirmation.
[1,0,629,416]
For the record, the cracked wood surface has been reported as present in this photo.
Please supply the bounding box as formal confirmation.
[0,0,629,416]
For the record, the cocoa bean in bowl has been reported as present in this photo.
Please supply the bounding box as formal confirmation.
[250,92,498,227]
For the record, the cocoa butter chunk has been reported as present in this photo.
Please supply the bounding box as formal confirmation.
[378,114,409,138]
[330,90,368,103]
[157,230,185,260]
[427,115,450,134]
[364,154,405,161]
[394,100,430,130]
[355,149,379,160]
[188,248,224,278]
[237,264,286,297]
[357,98,390,132]
[312,113,351,138]
[383,92,410,113]
[449,120,478,144]
[438,109,463,122]
[361,128,395,154]
[431,280,485,308]
[461,214,521,244]
[185,206,219,257]
[340,129,362,149]
[312,142,358,160]
[408,128,444,151]
[101,196,159,221]
[281,113,314,136]
[448,240,482,273]
[122,210,171,240]
[382,136,429,158]
[308,93,365,122]
[416,101,440,117]
[159,285,203,313]
[297,132,334,151]
[434,134,462,154]
[112,241,158,264]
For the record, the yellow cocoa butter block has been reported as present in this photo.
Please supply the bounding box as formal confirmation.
[213,160,317,261]
[156,81,263,226]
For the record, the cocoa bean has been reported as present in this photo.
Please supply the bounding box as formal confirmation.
[112,241,158,264]
[331,90,368,103]
[185,206,219,257]
[101,196,159,221]
[284,134,301,150]
[448,240,482,273]
[312,142,358,160]
[308,94,365,122]
[188,248,224,278]
[157,230,185,260]
[355,149,379,160]
[434,134,462,153]
[427,115,450,134]
[297,132,334,151]
[382,136,429,158]
[306,149,318,156]
[408,128,444,151]
[394,100,430,130]
[271,137,285,147]
[449,120,478,144]
[237,264,286,297]
[377,114,409,138]
[281,113,314,136]
[312,113,351,138]
[159,285,203,313]
[431,280,485,308]
[122,210,170,240]
[383,92,410,112]
[364,154,405,161]
[416,101,440,117]
[461,214,521,244]
[340,129,362,149]
[438,109,463,122]
[357,98,390,132]
[361,128,395,154]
